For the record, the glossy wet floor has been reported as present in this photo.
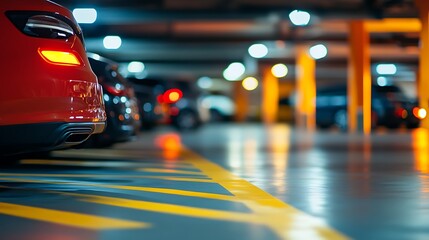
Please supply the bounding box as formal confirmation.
[1,123,429,239]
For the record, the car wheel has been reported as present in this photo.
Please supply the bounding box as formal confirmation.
[371,111,379,129]
[334,109,348,131]
[384,119,401,129]
[406,121,420,129]
[209,109,224,122]
[175,110,199,130]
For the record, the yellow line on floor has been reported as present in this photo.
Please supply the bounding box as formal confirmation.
[0,202,147,230]
[0,173,213,183]
[179,147,349,240]
[20,159,195,169]
[0,177,236,202]
[52,149,164,159]
[138,168,205,175]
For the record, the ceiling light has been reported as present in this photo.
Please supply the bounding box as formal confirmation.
[103,36,122,49]
[377,76,387,86]
[248,44,268,58]
[242,77,259,91]
[223,62,245,81]
[271,64,288,78]
[309,44,328,60]
[127,61,145,73]
[72,8,97,24]
[197,77,213,89]
[289,10,311,26]
[376,64,397,75]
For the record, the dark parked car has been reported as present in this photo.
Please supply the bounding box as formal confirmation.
[130,78,209,130]
[129,78,166,130]
[315,84,423,130]
[87,53,140,146]
[0,0,106,155]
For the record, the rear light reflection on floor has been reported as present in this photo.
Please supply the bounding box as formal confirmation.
[155,133,182,160]
[412,129,429,174]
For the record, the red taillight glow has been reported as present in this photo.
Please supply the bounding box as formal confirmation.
[39,49,81,66]
[163,89,183,104]
[395,108,405,118]
[104,85,126,96]
[413,107,427,120]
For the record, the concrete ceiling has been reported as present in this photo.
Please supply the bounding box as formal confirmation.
[55,0,420,82]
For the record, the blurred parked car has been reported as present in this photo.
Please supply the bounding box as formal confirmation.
[201,93,235,122]
[129,77,166,130]
[130,78,209,130]
[87,53,140,146]
[0,0,106,155]
[315,84,423,130]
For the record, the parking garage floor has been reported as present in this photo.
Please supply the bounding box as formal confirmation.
[1,123,429,240]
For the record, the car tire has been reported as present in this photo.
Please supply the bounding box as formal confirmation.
[174,110,199,130]
[406,121,420,129]
[384,120,401,129]
[334,109,348,131]
[209,109,224,122]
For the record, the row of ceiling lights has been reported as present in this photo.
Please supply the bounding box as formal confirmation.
[73,7,401,90]
[72,8,312,26]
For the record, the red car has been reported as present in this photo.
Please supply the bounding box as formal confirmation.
[0,0,106,155]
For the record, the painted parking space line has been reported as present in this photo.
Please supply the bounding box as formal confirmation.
[137,168,205,175]
[179,148,349,240]
[0,201,147,230]
[0,146,349,239]
[0,177,236,201]
[20,159,196,169]
[0,173,214,183]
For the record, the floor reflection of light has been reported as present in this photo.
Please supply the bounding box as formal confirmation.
[306,150,328,216]
[227,137,244,176]
[243,139,258,176]
[155,133,182,161]
[267,125,290,194]
[412,129,429,174]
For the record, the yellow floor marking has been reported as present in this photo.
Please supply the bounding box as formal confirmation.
[52,149,164,160]
[179,148,349,240]
[0,202,147,230]
[138,168,205,175]
[74,193,262,222]
[0,177,236,202]
[0,173,213,183]
[20,159,195,169]
[48,191,347,240]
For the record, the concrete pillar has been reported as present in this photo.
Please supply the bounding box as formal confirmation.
[348,21,371,134]
[416,0,429,128]
[233,81,248,122]
[295,46,316,131]
[261,67,279,124]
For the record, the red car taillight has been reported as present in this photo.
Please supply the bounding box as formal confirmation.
[104,84,126,96]
[38,49,81,66]
[413,107,427,120]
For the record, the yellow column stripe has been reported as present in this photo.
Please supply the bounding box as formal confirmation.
[0,202,147,230]
[180,148,349,240]
[0,173,214,183]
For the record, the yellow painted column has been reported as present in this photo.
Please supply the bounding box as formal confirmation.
[233,81,248,122]
[416,0,429,128]
[296,46,316,130]
[262,67,279,124]
[348,21,371,134]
